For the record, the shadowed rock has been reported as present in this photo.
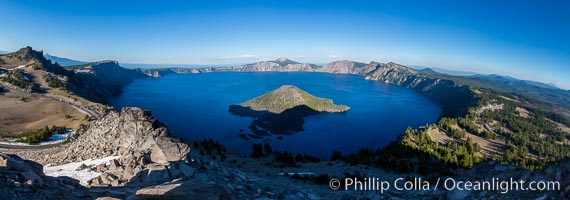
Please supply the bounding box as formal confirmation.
[230,104,319,136]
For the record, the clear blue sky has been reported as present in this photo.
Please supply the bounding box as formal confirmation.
[1,0,569,88]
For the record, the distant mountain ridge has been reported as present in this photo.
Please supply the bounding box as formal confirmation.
[469,74,560,89]
[409,65,478,76]
[44,54,87,66]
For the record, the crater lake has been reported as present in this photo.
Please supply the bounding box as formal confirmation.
[110,72,441,158]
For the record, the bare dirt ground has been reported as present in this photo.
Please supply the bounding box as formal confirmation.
[464,132,505,158]
[548,119,570,133]
[0,56,33,69]
[545,118,570,145]
[426,127,456,145]
[0,90,85,135]
[427,126,505,159]
[515,107,530,118]
[26,69,49,87]
[0,64,103,136]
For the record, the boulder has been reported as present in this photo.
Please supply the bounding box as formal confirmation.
[150,136,190,164]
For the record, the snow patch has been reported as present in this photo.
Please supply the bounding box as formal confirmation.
[40,129,74,145]
[9,65,27,70]
[0,129,74,146]
[44,156,121,185]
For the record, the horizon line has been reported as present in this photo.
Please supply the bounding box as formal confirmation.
[1,47,567,90]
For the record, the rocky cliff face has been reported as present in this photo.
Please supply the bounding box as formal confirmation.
[84,61,148,86]
[219,61,318,72]
[192,59,375,75]
[364,62,477,117]
[67,61,149,103]
[315,60,377,75]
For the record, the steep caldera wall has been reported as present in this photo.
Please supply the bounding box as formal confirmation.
[363,62,478,117]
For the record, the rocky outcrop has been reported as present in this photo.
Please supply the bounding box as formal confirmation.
[36,107,193,186]
[10,46,45,63]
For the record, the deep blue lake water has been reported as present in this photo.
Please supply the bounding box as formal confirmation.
[110,72,441,158]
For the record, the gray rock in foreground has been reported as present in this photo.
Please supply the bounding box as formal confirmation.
[0,153,91,199]
[37,107,193,187]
